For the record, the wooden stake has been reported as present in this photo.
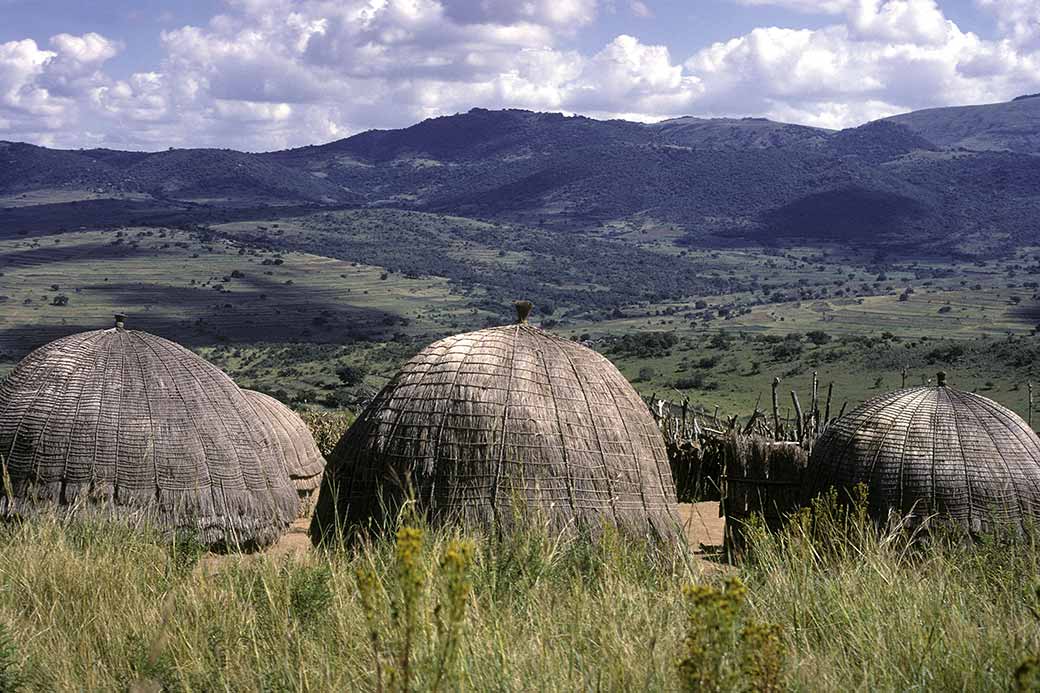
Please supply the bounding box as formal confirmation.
[1029,382,1034,429]
[811,371,819,426]
[901,365,908,389]
[771,376,781,440]
[791,390,804,442]
[824,382,834,425]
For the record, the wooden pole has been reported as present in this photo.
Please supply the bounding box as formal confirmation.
[1029,382,1034,428]
[771,376,781,440]
[824,382,834,425]
[811,371,819,428]
[791,390,805,442]
[901,365,908,389]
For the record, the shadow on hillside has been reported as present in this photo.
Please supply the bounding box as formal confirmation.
[757,186,932,246]
[0,241,166,269]
[1010,304,1040,326]
[0,279,403,357]
[0,199,358,237]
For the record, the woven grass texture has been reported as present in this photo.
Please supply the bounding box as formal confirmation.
[0,324,299,548]
[314,321,680,540]
[806,382,1040,533]
[243,389,325,519]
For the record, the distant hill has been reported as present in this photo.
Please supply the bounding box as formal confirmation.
[647,116,831,150]
[884,96,1040,154]
[3,97,1040,255]
[0,142,354,204]
[0,142,126,191]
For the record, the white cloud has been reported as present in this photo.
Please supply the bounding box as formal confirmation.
[28,0,696,149]
[49,32,119,65]
[846,0,952,45]
[630,1,653,18]
[570,35,701,113]
[0,33,123,143]
[686,0,1040,126]
[440,0,598,29]
[977,0,1040,48]
[731,0,851,13]
[0,39,57,116]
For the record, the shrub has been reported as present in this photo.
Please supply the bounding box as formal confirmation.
[335,364,367,386]
[610,332,679,358]
[676,577,786,692]
[637,367,658,382]
[300,411,355,456]
[806,330,832,345]
[770,342,803,360]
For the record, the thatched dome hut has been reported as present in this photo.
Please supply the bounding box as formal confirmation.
[805,373,1040,533]
[0,316,298,548]
[243,389,325,519]
[312,302,679,541]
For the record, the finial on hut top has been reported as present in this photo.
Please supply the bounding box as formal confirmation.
[936,371,947,387]
[114,313,127,330]
[515,300,533,324]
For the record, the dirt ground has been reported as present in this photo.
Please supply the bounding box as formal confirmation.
[200,503,727,574]
[272,503,726,555]
[677,502,725,553]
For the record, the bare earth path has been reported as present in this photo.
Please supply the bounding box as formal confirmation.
[200,503,727,574]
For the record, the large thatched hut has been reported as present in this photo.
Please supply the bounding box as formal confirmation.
[0,316,298,547]
[805,373,1040,533]
[312,302,679,541]
[243,389,325,519]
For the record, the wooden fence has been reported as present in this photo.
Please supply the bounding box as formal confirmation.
[646,372,838,558]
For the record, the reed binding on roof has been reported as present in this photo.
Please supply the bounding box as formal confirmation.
[0,315,299,549]
[243,389,326,520]
[312,301,680,542]
[805,372,1040,534]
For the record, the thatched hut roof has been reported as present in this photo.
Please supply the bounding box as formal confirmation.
[806,373,1040,533]
[312,302,679,541]
[0,317,298,548]
[243,389,325,519]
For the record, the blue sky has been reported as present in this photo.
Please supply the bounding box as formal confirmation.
[1,0,1037,150]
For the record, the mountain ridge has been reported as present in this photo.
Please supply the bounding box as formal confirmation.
[3,96,1039,256]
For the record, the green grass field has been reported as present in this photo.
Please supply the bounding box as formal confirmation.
[2,217,1040,421]
[0,499,1035,691]
[0,227,471,402]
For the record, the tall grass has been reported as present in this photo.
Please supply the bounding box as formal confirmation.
[738,491,1040,692]
[0,495,1035,691]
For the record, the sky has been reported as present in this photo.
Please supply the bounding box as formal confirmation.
[0,0,1038,151]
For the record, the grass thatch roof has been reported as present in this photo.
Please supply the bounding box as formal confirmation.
[313,306,679,541]
[806,375,1040,533]
[0,318,298,548]
[243,389,325,519]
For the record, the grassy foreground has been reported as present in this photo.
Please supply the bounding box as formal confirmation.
[0,496,1037,692]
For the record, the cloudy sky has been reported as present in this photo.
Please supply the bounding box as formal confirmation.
[1,0,1038,151]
